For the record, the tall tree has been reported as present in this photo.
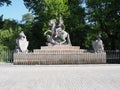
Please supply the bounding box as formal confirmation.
[86,0,120,49]
[20,13,35,50]
[66,0,88,48]
[0,0,11,6]
[0,0,11,30]
[0,19,22,50]
[23,0,88,49]
[23,0,70,49]
[24,0,69,30]
[21,13,34,25]
[0,15,4,29]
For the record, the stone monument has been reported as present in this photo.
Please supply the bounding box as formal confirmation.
[14,31,29,53]
[44,14,71,46]
[92,35,104,53]
[13,16,106,65]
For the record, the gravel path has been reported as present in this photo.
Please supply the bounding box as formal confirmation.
[0,64,120,90]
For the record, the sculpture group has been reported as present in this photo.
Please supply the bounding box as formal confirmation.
[44,14,71,46]
[14,15,104,53]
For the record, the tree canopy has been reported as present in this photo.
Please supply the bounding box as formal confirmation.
[86,0,120,49]
[23,0,89,49]
[0,0,11,6]
[0,0,120,50]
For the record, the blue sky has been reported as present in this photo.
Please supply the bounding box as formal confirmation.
[0,0,86,22]
[0,0,29,22]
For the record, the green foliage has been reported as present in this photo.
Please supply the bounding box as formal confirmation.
[23,0,70,49]
[1,0,119,50]
[21,13,34,25]
[0,50,12,62]
[0,19,22,50]
[0,0,11,6]
[66,0,88,48]
[23,0,90,49]
[0,15,4,29]
[0,29,21,50]
[24,0,70,30]
[86,0,120,49]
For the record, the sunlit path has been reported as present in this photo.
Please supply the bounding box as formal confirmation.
[0,64,120,90]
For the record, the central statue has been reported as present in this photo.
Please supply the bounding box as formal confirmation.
[44,14,71,46]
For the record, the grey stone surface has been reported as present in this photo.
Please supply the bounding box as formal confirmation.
[0,64,120,90]
[14,46,106,65]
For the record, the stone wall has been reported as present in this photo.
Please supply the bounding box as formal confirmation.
[13,46,106,65]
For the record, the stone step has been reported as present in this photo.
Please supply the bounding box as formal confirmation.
[40,45,80,50]
[33,50,87,54]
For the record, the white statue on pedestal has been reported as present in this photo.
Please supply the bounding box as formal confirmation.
[15,31,29,53]
[92,35,104,53]
[44,14,71,46]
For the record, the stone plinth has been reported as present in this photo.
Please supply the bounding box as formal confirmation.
[41,45,80,50]
[13,46,106,65]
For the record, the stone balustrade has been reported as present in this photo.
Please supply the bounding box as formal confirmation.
[13,45,106,65]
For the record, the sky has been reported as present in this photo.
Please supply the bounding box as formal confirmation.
[0,0,86,22]
[0,0,29,22]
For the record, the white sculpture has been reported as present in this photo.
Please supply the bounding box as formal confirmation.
[92,35,104,53]
[15,31,29,53]
[44,14,71,46]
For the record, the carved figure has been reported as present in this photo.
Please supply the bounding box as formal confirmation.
[15,31,29,53]
[92,35,104,53]
[44,14,71,46]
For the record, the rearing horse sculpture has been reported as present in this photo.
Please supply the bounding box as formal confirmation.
[44,18,71,46]
[44,19,59,45]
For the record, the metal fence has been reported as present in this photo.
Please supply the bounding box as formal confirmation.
[106,50,120,64]
[0,50,120,64]
[0,50,13,63]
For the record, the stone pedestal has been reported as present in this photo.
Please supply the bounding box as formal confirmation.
[41,45,80,50]
[13,45,106,65]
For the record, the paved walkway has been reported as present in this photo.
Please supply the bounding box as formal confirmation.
[0,64,120,90]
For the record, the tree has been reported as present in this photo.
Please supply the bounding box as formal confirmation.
[0,15,4,29]
[0,0,11,29]
[20,13,36,50]
[23,0,89,49]
[24,0,70,29]
[66,0,88,48]
[23,0,70,49]
[3,19,19,30]
[86,0,120,49]
[21,13,34,25]
[0,19,22,50]
[0,0,11,6]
